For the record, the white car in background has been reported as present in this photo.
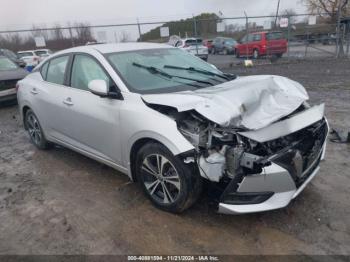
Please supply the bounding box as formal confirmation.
[174,38,209,61]
[17,50,41,67]
[34,49,53,60]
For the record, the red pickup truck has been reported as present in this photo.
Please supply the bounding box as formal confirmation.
[235,31,287,59]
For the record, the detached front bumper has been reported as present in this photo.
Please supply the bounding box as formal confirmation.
[217,116,328,214]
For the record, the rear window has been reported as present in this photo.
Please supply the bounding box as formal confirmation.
[35,51,47,56]
[266,32,284,40]
[253,34,262,41]
[185,39,203,46]
[18,52,34,58]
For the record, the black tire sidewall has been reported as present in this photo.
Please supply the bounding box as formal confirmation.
[25,109,49,149]
[135,143,197,213]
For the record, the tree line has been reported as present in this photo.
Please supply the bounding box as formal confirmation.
[0,22,95,52]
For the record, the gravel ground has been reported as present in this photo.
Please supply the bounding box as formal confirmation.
[0,57,349,255]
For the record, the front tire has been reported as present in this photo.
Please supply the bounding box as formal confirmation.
[25,109,51,149]
[236,50,240,58]
[136,143,202,213]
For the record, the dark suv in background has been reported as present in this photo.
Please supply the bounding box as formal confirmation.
[212,37,238,55]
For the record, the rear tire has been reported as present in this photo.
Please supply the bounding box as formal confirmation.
[136,142,202,213]
[235,50,240,58]
[25,109,51,150]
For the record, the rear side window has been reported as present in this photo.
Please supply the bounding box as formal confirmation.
[266,32,284,40]
[46,56,69,85]
[253,34,262,41]
[247,34,255,42]
[40,62,49,80]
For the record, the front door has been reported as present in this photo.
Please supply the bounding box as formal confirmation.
[59,54,123,164]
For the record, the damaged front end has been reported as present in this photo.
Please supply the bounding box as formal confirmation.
[148,101,328,214]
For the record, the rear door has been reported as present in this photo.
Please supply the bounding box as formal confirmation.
[35,55,72,140]
[266,32,287,55]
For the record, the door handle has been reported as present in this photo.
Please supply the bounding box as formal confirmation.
[63,97,74,106]
[30,88,38,95]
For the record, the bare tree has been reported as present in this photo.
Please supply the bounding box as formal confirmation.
[73,22,95,44]
[281,8,298,24]
[302,0,350,22]
[119,30,131,42]
[51,23,64,41]
[31,25,49,40]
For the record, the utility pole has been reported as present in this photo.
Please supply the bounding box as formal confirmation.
[137,18,142,42]
[244,11,249,60]
[193,14,198,55]
[274,0,281,28]
[336,0,347,57]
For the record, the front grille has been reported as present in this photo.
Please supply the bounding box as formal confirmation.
[0,80,18,92]
[272,118,328,187]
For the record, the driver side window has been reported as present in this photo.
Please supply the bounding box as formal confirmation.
[70,54,110,91]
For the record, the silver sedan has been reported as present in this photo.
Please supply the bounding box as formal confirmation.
[17,43,328,214]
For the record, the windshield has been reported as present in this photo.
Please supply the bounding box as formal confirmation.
[18,52,34,58]
[225,39,236,44]
[185,39,203,46]
[0,57,18,71]
[106,48,227,94]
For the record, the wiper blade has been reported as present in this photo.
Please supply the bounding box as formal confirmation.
[132,62,214,86]
[133,62,172,78]
[163,65,231,81]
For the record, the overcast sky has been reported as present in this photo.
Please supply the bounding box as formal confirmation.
[1,0,306,30]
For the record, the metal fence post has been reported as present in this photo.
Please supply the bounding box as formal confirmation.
[137,18,142,42]
[69,27,75,47]
[287,16,291,59]
[244,11,249,60]
[193,15,198,55]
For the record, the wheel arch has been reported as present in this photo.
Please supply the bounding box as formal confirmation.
[127,132,194,181]
[22,105,32,130]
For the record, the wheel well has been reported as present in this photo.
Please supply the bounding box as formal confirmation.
[129,138,160,182]
[22,106,31,129]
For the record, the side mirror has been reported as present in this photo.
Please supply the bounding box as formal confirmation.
[88,79,108,97]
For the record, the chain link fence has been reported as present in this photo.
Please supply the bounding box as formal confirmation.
[0,13,349,60]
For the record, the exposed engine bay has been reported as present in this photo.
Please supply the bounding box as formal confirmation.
[147,102,328,188]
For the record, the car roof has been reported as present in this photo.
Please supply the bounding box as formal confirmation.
[54,42,173,56]
[181,38,202,41]
[251,31,282,34]
[18,50,35,53]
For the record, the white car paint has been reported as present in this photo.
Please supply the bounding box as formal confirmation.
[174,38,209,60]
[17,43,328,214]
[142,75,310,130]
[17,50,40,66]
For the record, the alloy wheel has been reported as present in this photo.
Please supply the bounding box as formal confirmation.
[27,113,42,146]
[141,154,181,204]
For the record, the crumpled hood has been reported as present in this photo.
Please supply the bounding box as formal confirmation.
[142,75,309,130]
